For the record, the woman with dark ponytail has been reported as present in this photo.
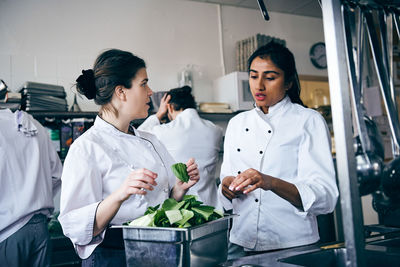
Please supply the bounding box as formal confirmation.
[59,49,200,266]
[218,42,338,260]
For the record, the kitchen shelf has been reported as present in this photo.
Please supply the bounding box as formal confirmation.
[28,110,241,122]
[29,111,98,119]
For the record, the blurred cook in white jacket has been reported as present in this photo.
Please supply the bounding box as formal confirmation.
[0,108,62,267]
[139,86,223,209]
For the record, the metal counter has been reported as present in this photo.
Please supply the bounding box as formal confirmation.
[220,230,400,267]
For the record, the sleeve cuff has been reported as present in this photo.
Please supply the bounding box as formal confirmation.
[59,201,102,246]
[293,182,316,217]
[217,184,233,211]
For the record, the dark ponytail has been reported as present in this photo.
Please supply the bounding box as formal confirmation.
[247,42,305,107]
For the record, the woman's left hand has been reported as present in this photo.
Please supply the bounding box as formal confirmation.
[176,158,200,191]
[229,168,274,194]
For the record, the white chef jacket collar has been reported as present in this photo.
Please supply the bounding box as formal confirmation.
[175,108,199,119]
[93,115,138,137]
[255,95,290,119]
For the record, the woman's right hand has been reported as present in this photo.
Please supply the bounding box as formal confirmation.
[156,93,171,121]
[116,168,158,202]
[221,176,243,201]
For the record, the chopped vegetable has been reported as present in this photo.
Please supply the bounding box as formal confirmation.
[165,210,183,224]
[127,195,223,228]
[129,213,156,227]
[171,163,190,183]
[192,206,215,221]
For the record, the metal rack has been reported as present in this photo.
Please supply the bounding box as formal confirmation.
[322,0,400,266]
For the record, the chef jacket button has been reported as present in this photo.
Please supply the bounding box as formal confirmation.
[259,151,263,154]
[237,148,241,152]
[255,199,259,202]
[163,188,169,193]
[268,130,272,133]
[245,128,249,132]
[238,171,241,174]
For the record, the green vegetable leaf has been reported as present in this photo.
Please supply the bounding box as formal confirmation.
[182,195,203,209]
[145,204,160,215]
[191,206,215,221]
[127,195,224,228]
[165,210,183,224]
[171,163,190,183]
[213,209,224,218]
[175,209,194,226]
[162,198,185,211]
[129,213,155,227]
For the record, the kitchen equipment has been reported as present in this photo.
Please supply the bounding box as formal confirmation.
[69,93,81,112]
[0,79,7,100]
[114,215,232,267]
[213,71,253,111]
[365,6,400,202]
[343,4,384,196]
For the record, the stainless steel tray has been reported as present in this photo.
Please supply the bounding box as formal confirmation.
[112,215,234,267]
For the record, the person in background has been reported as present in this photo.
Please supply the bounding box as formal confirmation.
[0,108,62,267]
[139,86,223,209]
[58,49,200,266]
[218,42,338,260]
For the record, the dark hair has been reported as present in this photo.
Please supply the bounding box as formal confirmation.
[167,86,196,110]
[247,41,305,106]
[76,49,146,106]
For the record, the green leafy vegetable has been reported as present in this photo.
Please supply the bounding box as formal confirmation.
[129,213,156,227]
[171,163,190,183]
[165,210,183,224]
[175,209,194,226]
[127,195,223,228]
[192,206,215,221]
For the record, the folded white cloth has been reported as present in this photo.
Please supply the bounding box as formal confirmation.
[15,110,38,137]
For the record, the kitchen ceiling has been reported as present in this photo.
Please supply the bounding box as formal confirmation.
[183,0,322,18]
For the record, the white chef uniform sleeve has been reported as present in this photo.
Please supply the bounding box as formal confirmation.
[137,114,160,132]
[46,131,62,195]
[217,121,234,211]
[293,113,339,216]
[58,144,104,254]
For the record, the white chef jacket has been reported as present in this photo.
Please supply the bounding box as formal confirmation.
[139,108,223,209]
[218,96,338,251]
[0,109,62,243]
[59,116,177,259]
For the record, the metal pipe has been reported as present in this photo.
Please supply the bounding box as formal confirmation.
[365,9,400,155]
[343,5,371,153]
[321,0,365,266]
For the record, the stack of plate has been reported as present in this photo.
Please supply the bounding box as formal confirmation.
[19,82,68,111]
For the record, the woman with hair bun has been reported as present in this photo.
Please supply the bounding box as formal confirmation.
[218,42,338,260]
[58,49,200,266]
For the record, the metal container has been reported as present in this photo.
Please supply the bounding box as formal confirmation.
[114,216,232,267]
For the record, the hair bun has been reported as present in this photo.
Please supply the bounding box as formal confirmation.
[181,86,192,93]
[76,69,96,100]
